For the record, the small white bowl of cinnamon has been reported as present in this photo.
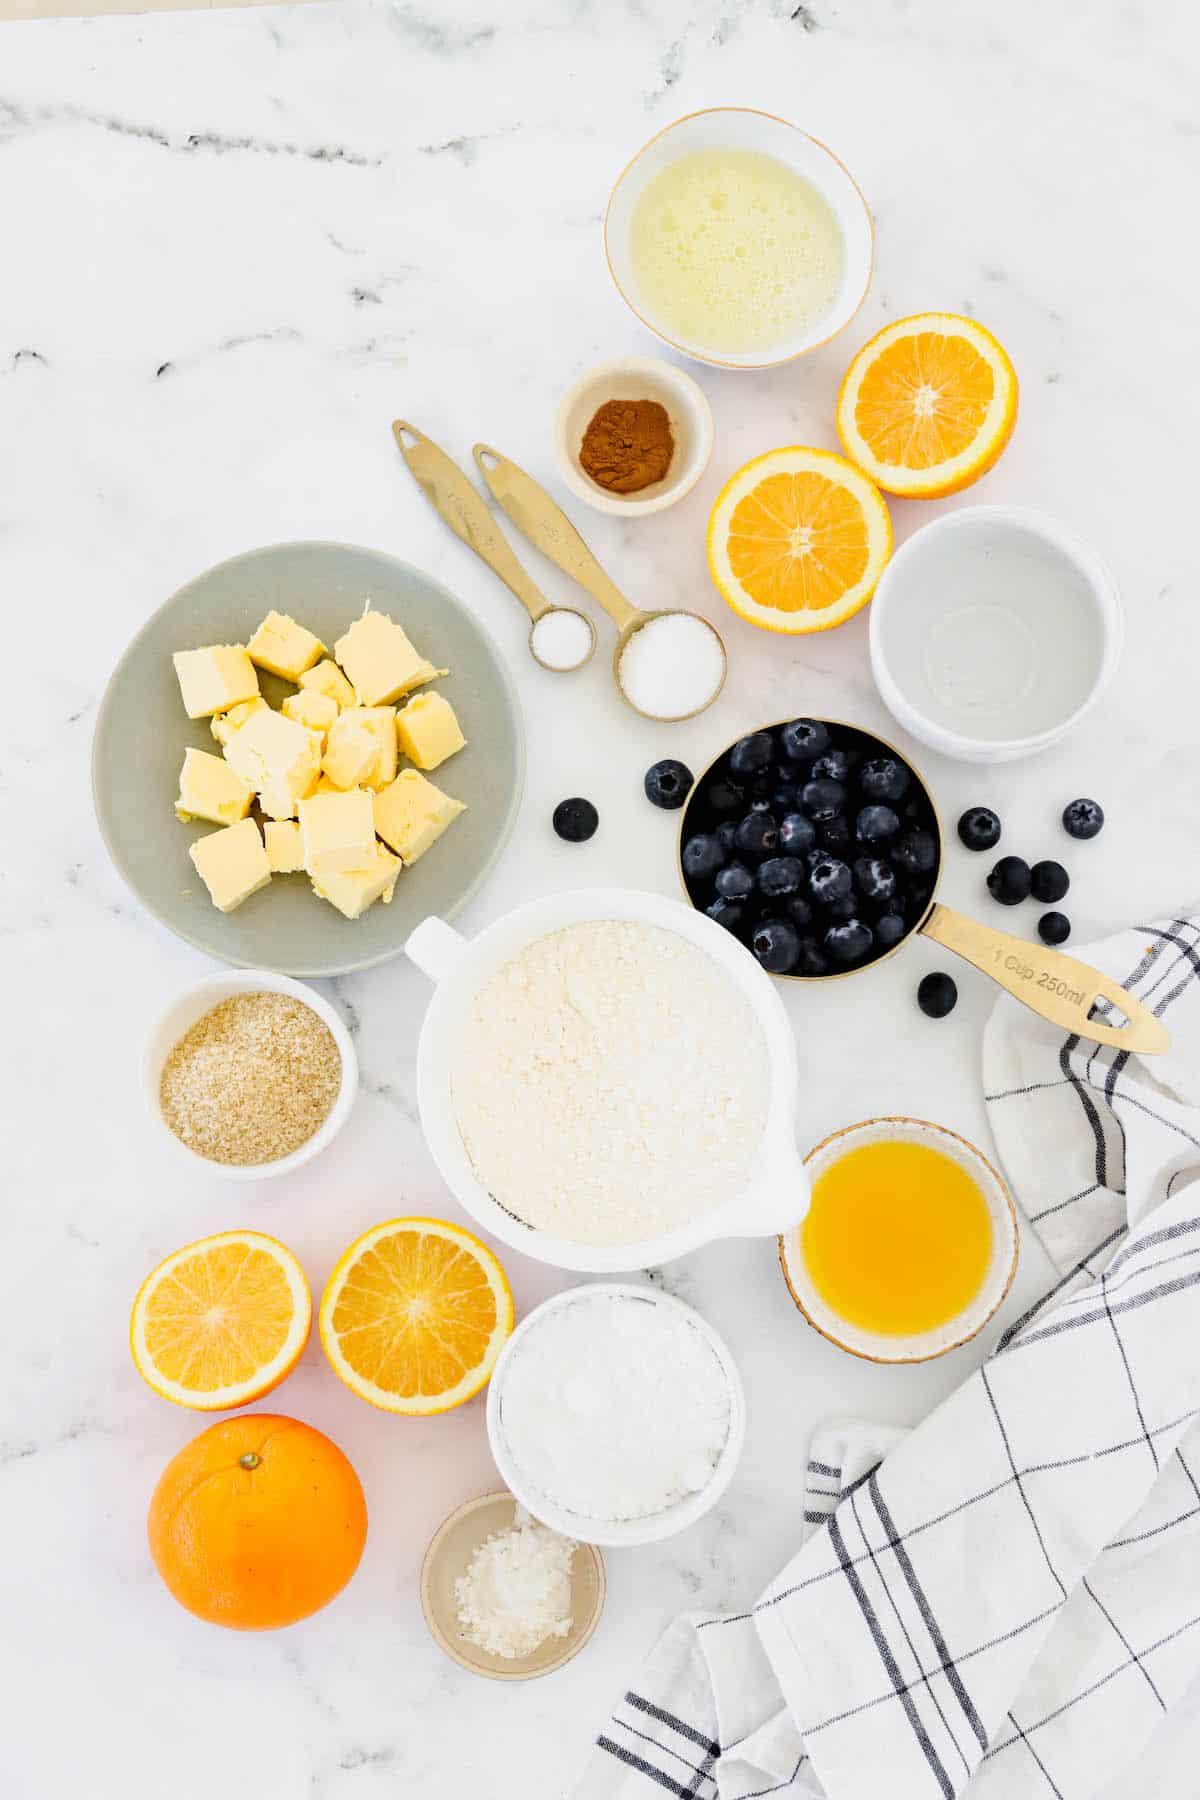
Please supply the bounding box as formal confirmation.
[553,355,713,517]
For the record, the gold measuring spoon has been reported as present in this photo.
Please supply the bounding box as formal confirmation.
[392,421,597,673]
[473,443,727,723]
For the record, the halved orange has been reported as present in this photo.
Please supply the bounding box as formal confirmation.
[130,1231,311,1411]
[837,312,1018,497]
[319,1218,514,1415]
[707,446,892,634]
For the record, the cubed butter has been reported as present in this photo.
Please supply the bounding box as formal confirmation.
[282,690,339,740]
[322,709,378,790]
[246,610,326,681]
[175,747,255,827]
[223,707,322,821]
[299,658,356,710]
[312,843,401,919]
[211,696,269,747]
[333,604,446,707]
[188,818,271,913]
[395,691,466,771]
[338,705,397,790]
[374,768,466,864]
[264,820,306,873]
[298,789,376,876]
[173,645,260,720]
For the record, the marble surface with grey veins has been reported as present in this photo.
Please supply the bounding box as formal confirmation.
[4,0,1200,1794]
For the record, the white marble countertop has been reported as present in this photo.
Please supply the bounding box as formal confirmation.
[5,1,1199,1794]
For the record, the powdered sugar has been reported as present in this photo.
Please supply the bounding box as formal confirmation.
[453,1512,576,1659]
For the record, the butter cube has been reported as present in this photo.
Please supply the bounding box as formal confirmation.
[175,748,255,827]
[312,774,343,795]
[223,708,321,821]
[264,820,306,873]
[395,692,466,771]
[173,646,259,720]
[246,611,326,681]
[211,696,269,747]
[313,843,401,919]
[299,658,355,710]
[298,789,376,876]
[282,690,339,741]
[333,604,445,707]
[188,818,271,913]
[374,769,466,864]
[348,706,398,789]
[322,709,379,790]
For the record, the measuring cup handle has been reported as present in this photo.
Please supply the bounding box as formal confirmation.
[921,904,1170,1054]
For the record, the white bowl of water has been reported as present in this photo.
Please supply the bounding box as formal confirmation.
[869,507,1122,763]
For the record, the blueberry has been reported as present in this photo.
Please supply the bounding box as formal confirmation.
[705,775,746,815]
[751,918,801,974]
[801,777,846,820]
[918,972,958,1018]
[1031,860,1070,904]
[856,804,901,846]
[757,856,805,898]
[875,910,908,949]
[859,757,910,803]
[705,897,745,932]
[734,811,779,860]
[1063,798,1104,841]
[775,758,804,784]
[825,918,874,963]
[809,857,853,906]
[811,750,850,784]
[644,759,694,810]
[827,895,858,921]
[906,883,935,920]
[893,830,939,876]
[771,782,799,813]
[795,935,831,975]
[818,815,852,854]
[729,732,775,776]
[553,797,598,842]
[747,770,774,798]
[957,807,1002,852]
[785,896,814,928]
[715,820,737,854]
[715,861,754,901]
[1039,910,1072,945]
[778,811,816,855]
[780,718,830,764]
[748,795,773,813]
[682,831,726,881]
[987,855,1032,905]
[854,857,896,902]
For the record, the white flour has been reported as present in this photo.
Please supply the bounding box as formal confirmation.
[450,920,768,1246]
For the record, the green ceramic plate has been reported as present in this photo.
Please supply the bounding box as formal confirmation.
[92,541,525,976]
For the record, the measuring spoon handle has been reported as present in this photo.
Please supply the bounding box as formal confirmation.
[473,443,641,635]
[392,421,550,625]
[921,903,1170,1054]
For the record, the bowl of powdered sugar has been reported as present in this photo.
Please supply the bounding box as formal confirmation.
[486,1284,744,1546]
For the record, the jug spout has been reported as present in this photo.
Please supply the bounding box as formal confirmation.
[721,1131,810,1239]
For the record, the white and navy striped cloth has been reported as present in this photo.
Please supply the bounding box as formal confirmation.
[576,913,1200,1800]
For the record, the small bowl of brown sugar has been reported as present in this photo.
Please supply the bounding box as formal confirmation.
[145,970,357,1179]
[554,355,713,517]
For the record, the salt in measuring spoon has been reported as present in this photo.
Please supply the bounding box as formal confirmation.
[393,421,597,673]
[473,443,727,722]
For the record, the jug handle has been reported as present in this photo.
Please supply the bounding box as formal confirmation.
[405,916,468,985]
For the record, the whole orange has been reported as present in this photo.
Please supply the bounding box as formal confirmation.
[147,1413,367,1630]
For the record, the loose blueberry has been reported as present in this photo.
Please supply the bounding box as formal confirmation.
[706,775,746,815]
[818,815,853,854]
[854,857,896,902]
[729,732,775,776]
[1031,860,1070,904]
[778,811,816,855]
[801,777,846,820]
[715,861,754,901]
[751,918,801,974]
[682,831,726,881]
[785,895,814,929]
[644,759,694,810]
[780,718,831,764]
[957,807,1002,852]
[859,757,910,803]
[987,855,1032,905]
[553,797,598,842]
[733,811,779,860]
[808,857,853,906]
[893,830,939,876]
[918,972,958,1018]
[757,856,805,898]
[705,897,745,932]
[875,910,908,949]
[795,936,831,976]
[811,749,851,784]
[1063,798,1104,840]
[1038,910,1072,945]
[856,804,901,846]
[825,918,874,963]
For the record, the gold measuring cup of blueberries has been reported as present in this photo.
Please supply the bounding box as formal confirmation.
[678,716,1168,1054]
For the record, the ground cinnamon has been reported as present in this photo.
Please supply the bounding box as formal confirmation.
[579,398,674,494]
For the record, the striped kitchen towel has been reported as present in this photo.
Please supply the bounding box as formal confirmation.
[575,913,1200,1800]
